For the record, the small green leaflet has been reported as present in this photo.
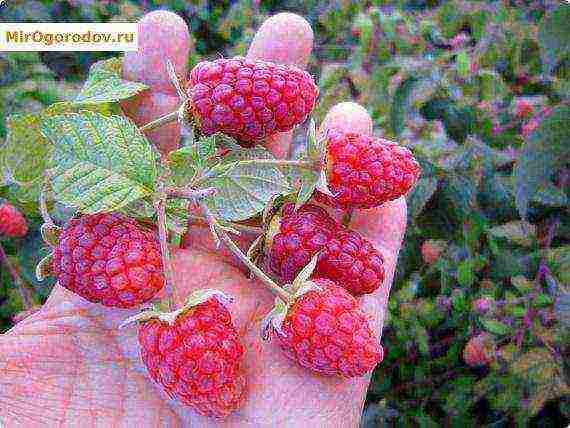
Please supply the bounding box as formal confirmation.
[201,144,292,222]
[75,57,148,104]
[3,102,116,185]
[41,111,158,213]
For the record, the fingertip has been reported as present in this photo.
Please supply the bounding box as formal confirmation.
[247,12,313,68]
[123,10,192,91]
[320,102,373,136]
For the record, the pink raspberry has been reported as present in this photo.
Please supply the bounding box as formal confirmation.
[138,297,246,418]
[515,100,533,118]
[52,213,165,308]
[273,278,383,377]
[187,56,319,145]
[266,203,384,296]
[0,202,28,238]
[463,333,496,367]
[315,129,421,209]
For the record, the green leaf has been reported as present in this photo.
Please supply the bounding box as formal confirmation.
[443,174,477,218]
[457,259,475,287]
[407,176,438,218]
[456,51,470,79]
[391,76,417,137]
[532,293,553,308]
[202,146,292,222]
[514,106,570,219]
[481,319,511,336]
[167,146,205,187]
[41,111,157,213]
[488,221,537,247]
[75,57,148,104]
[538,5,570,74]
[3,102,114,185]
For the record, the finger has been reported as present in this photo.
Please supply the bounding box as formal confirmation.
[318,102,408,338]
[123,10,191,91]
[121,11,192,155]
[246,13,314,159]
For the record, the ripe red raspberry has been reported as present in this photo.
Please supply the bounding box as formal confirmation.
[314,129,421,209]
[463,333,496,367]
[275,278,383,377]
[421,240,446,265]
[266,203,384,296]
[515,99,533,118]
[0,202,28,238]
[138,298,246,418]
[187,56,319,145]
[52,213,164,308]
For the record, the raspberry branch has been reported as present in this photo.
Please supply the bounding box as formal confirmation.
[0,242,35,310]
[236,159,319,170]
[166,186,217,201]
[140,109,181,133]
[153,178,176,311]
[198,202,292,303]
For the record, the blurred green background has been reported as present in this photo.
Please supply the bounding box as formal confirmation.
[0,0,568,426]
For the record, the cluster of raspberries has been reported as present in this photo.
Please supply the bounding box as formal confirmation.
[36,54,421,420]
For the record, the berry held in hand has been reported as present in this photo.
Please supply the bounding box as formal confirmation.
[266,203,384,296]
[187,56,319,144]
[0,202,28,238]
[52,213,165,308]
[137,295,246,418]
[268,278,383,377]
[315,128,421,209]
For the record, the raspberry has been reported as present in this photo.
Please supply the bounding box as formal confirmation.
[421,240,446,265]
[0,202,28,238]
[187,56,319,145]
[276,278,383,377]
[515,99,533,118]
[463,333,496,367]
[52,213,165,308]
[266,203,384,296]
[138,298,246,418]
[315,129,421,209]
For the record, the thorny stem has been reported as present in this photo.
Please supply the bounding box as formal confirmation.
[154,178,175,312]
[0,242,34,310]
[140,110,179,133]
[186,215,264,236]
[237,159,318,170]
[39,182,55,227]
[198,202,292,302]
[166,186,217,201]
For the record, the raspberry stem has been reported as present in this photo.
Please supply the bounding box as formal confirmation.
[153,177,176,312]
[166,186,217,201]
[39,181,56,227]
[0,242,35,310]
[140,110,179,133]
[198,202,292,303]
[237,159,319,170]
[186,215,264,236]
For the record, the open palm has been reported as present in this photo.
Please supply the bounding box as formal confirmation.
[0,12,408,427]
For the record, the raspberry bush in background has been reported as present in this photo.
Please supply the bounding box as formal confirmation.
[0,0,568,426]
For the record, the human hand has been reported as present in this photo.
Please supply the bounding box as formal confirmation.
[0,11,407,427]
